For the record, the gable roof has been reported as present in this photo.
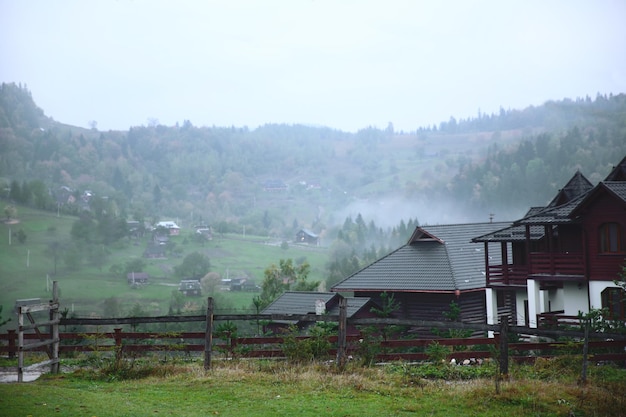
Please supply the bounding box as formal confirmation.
[569,181,626,217]
[262,291,336,315]
[546,170,593,207]
[474,156,626,241]
[332,222,510,293]
[261,291,373,318]
[604,155,626,181]
[297,228,318,238]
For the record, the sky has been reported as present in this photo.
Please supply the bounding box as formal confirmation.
[1,0,625,133]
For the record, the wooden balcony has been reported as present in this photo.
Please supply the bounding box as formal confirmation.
[528,252,585,277]
[487,265,528,286]
[487,252,585,286]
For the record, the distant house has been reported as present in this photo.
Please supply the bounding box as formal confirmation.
[195,225,213,240]
[331,222,510,333]
[127,220,144,238]
[473,156,626,329]
[127,272,149,285]
[263,179,288,192]
[179,280,201,296]
[296,229,319,245]
[261,291,379,336]
[153,234,169,245]
[155,221,180,236]
[56,186,75,205]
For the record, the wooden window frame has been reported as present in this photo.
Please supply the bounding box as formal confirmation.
[599,222,624,253]
[601,287,626,321]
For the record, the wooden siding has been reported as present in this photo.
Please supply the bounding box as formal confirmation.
[355,291,486,327]
[557,224,583,252]
[581,193,626,281]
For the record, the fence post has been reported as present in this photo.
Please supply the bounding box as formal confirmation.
[51,281,60,374]
[499,315,509,377]
[114,328,123,361]
[204,297,214,370]
[17,306,24,383]
[335,296,347,370]
[7,329,16,359]
[580,318,589,385]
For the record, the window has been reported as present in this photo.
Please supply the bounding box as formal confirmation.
[601,287,626,321]
[599,222,624,253]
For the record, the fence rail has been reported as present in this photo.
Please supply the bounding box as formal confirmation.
[2,296,626,378]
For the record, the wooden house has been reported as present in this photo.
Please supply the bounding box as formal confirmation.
[331,222,510,327]
[472,156,626,329]
[126,272,149,285]
[155,221,180,236]
[296,229,319,245]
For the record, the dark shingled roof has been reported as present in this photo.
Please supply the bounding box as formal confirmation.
[604,156,626,181]
[331,222,510,293]
[262,291,335,315]
[547,170,593,207]
[261,291,373,318]
[475,158,626,241]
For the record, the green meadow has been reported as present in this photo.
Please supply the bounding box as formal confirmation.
[0,205,329,327]
[1,359,625,417]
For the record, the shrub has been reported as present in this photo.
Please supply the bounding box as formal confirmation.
[281,323,335,363]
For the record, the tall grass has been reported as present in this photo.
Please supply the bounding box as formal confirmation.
[0,356,624,417]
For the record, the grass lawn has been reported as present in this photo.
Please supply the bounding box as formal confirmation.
[1,359,625,417]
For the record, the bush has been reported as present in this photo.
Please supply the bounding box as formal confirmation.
[281,323,335,363]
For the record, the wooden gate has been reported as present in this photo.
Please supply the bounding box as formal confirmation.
[17,281,60,382]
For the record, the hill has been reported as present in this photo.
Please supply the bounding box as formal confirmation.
[2,82,625,233]
[1,82,626,323]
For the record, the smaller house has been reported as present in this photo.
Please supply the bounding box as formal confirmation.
[261,291,379,336]
[155,221,180,236]
[296,229,319,245]
[56,186,75,205]
[179,279,201,296]
[126,220,145,238]
[195,225,213,240]
[127,272,149,285]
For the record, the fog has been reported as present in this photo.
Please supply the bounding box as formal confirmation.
[334,195,522,230]
[2,1,625,132]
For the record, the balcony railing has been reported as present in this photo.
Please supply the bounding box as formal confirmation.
[487,252,585,286]
[487,265,528,286]
[529,252,585,276]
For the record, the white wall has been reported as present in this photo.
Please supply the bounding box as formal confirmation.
[515,290,528,326]
[547,288,564,312]
[485,288,497,325]
[589,280,621,310]
[561,281,589,316]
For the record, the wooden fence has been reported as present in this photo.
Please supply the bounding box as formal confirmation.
[2,297,626,376]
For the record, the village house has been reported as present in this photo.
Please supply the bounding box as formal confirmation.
[126,271,149,286]
[155,221,180,236]
[331,222,510,328]
[472,156,626,329]
[296,229,319,245]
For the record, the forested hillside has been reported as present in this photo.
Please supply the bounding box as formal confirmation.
[1,82,625,236]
